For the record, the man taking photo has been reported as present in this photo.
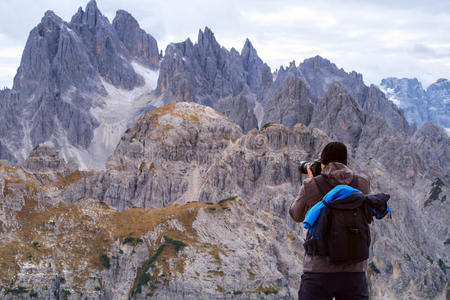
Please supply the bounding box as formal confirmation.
[289,141,371,300]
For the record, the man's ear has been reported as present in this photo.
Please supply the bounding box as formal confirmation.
[321,163,326,169]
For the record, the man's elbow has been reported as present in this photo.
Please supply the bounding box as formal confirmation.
[289,206,302,223]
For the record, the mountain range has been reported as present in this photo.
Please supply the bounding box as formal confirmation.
[0,1,448,299]
[380,77,450,133]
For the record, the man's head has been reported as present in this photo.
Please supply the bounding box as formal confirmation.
[320,142,347,165]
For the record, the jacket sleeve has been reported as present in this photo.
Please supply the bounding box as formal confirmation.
[289,183,308,223]
[357,174,371,194]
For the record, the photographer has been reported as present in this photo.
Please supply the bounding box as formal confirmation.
[289,141,371,300]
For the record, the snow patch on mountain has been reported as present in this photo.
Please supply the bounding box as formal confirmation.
[379,85,401,107]
[71,62,160,169]
[254,100,264,128]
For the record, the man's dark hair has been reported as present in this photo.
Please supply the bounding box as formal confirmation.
[321,142,347,165]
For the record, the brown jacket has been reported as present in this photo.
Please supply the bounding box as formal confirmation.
[289,162,370,272]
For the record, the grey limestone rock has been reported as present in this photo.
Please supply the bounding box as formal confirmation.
[380,77,450,131]
[156,27,271,132]
[310,83,422,186]
[214,94,258,133]
[11,9,101,150]
[69,0,144,90]
[113,9,159,69]
[241,38,272,96]
[380,77,429,126]
[411,122,450,180]
[309,82,366,149]
[297,56,411,136]
[262,74,314,128]
[0,1,162,168]
[297,55,366,104]
[426,78,450,130]
[362,84,411,136]
[21,143,68,173]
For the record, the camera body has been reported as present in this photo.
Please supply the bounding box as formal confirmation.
[299,160,322,177]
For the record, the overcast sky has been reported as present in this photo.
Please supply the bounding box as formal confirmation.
[1,0,449,89]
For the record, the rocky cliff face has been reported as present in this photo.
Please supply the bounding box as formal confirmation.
[426,79,450,130]
[296,56,411,136]
[0,102,447,299]
[112,10,159,69]
[262,74,313,128]
[380,77,450,132]
[379,77,428,126]
[156,28,271,132]
[69,0,144,90]
[0,0,160,169]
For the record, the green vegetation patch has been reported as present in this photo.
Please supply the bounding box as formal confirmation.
[132,244,166,296]
[100,253,111,269]
[6,286,28,294]
[62,289,71,299]
[132,236,189,296]
[122,236,144,246]
[29,291,38,297]
[218,196,237,206]
[261,122,275,130]
[164,236,187,251]
[263,288,279,295]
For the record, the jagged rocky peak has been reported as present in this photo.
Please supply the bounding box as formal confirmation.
[296,55,411,135]
[380,77,425,94]
[364,84,411,135]
[12,10,65,91]
[21,142,68,172]
[262,74,313,128]
[302,55,334,69]
[428,78,450,90]
[427,78,450,105]
[158,26,271,101]
[297,55,366,104]
[156,27,266,133]
[310,82,366,148]
[380,77,450,130]
[427,78,450,129]
[108,102,242,170]
[310,83,422,186]
[197,26,221,56]
[70,0,101,26]
[69,0,144,90]
[112,9,159,68]
[379,77,429,126]
[241,38,273,93]
[411,122,450,180]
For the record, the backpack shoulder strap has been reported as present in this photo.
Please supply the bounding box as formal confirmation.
[314,175,335,197]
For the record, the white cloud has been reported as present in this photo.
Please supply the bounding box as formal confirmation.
[0,48,23,59]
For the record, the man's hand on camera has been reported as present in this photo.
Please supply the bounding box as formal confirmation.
[307,165,314,179]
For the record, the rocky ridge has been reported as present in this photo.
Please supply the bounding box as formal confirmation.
[380,77,450,132]
[156,28,271,132]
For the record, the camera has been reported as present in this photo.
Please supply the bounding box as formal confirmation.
[299,160,322,177]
